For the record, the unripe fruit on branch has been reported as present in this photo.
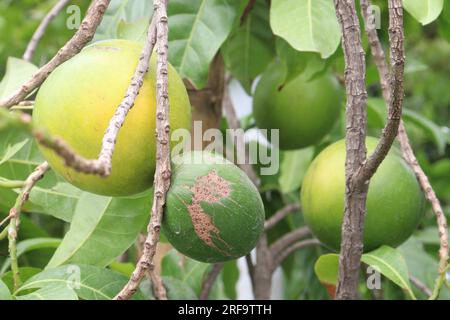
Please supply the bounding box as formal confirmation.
[253,62,343,150]
[301,137,425,252]
[33,39,191,197]
[163,151,265,263]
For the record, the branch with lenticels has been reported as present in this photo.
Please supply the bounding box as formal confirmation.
[360,0,449,298]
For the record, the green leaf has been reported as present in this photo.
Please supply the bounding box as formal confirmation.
[275,38,311,87]
[402,108,447,155]
[163,276,198,300]
[47,192,150,268]
[404,0,444,25]
[270,0,341,58]
[0,57,38,101]
[279,147,314,193]
[16,283,78,300]
[0,238,61,275]
[1,267,42,292]
[161,250,210,296]
[168,0,240,88]
[221,0,275,93]
[314,253,339,286]
[361,245,416,300]
[93,0,153,41]
[0,279,11,300]
[415,227,441,246]
[0,138,28,166]
[222,260,239,299]
[366,98,447,155]
[15,264,144,300]
[26,180,82,222]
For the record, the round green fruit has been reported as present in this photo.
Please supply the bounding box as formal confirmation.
[33,39,191,197]
[253,62,343,150]
[162,151,265,263]
[301,137,425,252]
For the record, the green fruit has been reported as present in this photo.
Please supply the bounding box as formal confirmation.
[33,39,191,197]
[163,151,265,263]
[253,62,343,150]
[301,138,425,252]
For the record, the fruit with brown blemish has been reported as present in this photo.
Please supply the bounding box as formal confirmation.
[162,151,265,263]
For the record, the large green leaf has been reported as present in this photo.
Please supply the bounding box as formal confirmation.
[15,264,144,300]
[161,250,211,296]
[0,279,11,300]
[0,238,61,275]
[93,0,153,41]
[270,0,341,58]
[0,57,38,101]
[168,0,240,88]
[221,0,275,94]
[361,245,416,300]
[0,131,82,220]
[279,147,314,194]
[47,192,150,267]
[16,283,78,300]
[404,0,444,25]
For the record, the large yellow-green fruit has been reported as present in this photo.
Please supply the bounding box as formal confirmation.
[253,62,343,150]
[301,138,425,252]
[33,39,191,197]
[163,151,265,263]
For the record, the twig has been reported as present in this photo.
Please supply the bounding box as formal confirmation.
[361,0,449,293]
[333,0,369,300]
[199,263,224,300]
[23,0,71,62]
[272,239,321,269]
[240,0,257,25]
[355,0,404,184]
[7,161,49,291]
[0,0,110,109]
[245,254,255,288]
[0,178,25,189]
[410,275,432,297]
[148,269,167,300]
[269,226,311,258]
[264,203,300,231]
[114,0,170,300]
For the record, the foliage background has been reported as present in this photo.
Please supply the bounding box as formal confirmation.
[0,0,449,300]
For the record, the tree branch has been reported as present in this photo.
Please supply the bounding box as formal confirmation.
[360,0,449,291]
[199,263,224,300]
[114,0,170,300]
[7,161,49,291]
[240,0,257,25]
[409,275,432,297]
[333,0,369,300]
[264,203,300,231]
[0,0,110,109]
[272,239,321,270]
[269,226,311,258]
[23,0,71,62]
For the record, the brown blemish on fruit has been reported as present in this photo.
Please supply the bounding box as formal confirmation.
[187,170,232,255]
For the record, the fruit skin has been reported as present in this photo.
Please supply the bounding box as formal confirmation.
[301,137,425,252]
[162,151,265,263]
[253,62,343,150]
[33,39,191,197]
